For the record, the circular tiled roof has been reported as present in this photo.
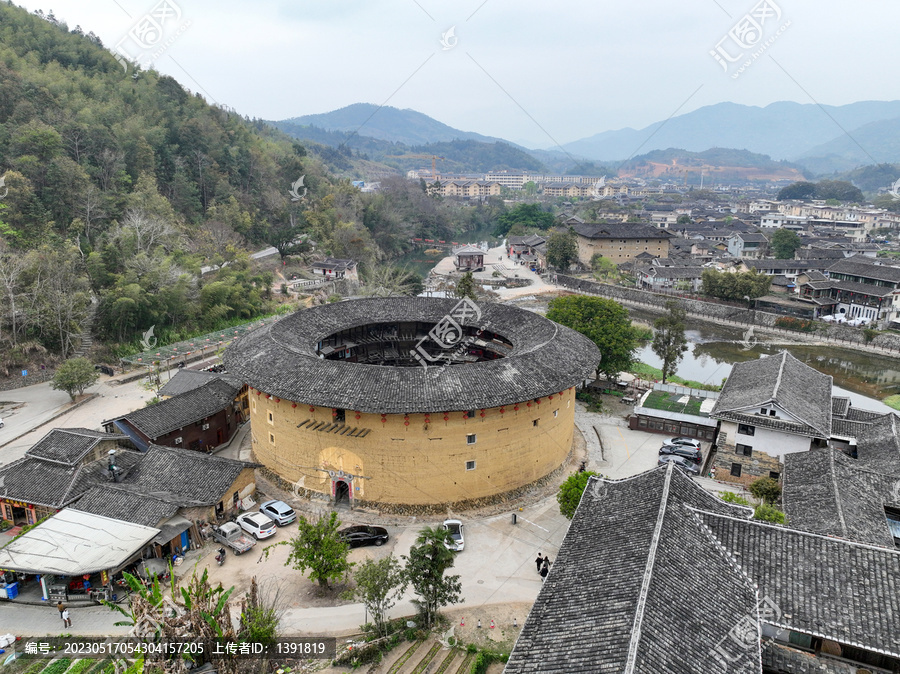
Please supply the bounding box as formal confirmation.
[224,297,600,413]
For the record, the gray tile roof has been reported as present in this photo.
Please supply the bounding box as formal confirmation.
[783,448,898,547]
[73,485,179,527]
[223,298,600,414]
[106,377,241,439]
[697,510,900,658]
[26,428,128,465]
[506,466,759,674]
[828,257,900,284]
[0,448,142,509]
[121,444,258,507]
[711,352,832,438]
[761,642,857,674]
[572,223,672,240]
[636,265,704,279]
[854,413,900,475]
[158,369,238,398]
[831,279,896,298]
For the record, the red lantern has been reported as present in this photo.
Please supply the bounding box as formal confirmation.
[292,403,297,408]
[463,412,469,419]
[332,409,338,417]
[256,391,262,396]
[500,407,505,414]
[514,404,519,411]
[444,414,449,421]
[548,394,553,400]
[480,410,486,417]
[309,406,315,412]
[275,398,280,403]
[536,399,541,405]
[527,402,532,407]
[355,412,361,420]
[404,421,410,426]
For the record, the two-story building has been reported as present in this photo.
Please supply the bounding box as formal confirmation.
[726,232,768,259]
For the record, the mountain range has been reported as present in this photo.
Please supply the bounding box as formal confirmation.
[277,101,900,176]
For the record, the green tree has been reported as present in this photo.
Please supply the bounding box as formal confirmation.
[547,295,639,381]
[676,214,692,225]
[701,268,771,301]
[349,555,408,637]
[651,300,689,383]
[455,271,477,301]
[590,253,618,280]
[546,229,578,270]
[777,181,817,201]
[770,228,801,259]
[403,527,462,629]
[749,477,782,504]
[494,203,554,235]
[51,357,99,401]
[753,503,786,524]
[264,511,352,589]
[557,471,599,519]
[814,179,864,203]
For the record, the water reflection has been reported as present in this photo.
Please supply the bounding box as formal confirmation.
[634,326,900,400]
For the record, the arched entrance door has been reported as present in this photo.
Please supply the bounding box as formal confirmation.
[334,480,351,503]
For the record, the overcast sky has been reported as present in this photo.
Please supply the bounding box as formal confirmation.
[18,0,900,149]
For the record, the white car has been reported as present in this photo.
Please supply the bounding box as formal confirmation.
[847,317,870,327]
[442,519,465,552]
[236,512,277,539]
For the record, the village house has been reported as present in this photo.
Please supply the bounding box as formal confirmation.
[571,222,672,266]
[629,382,719,442]
[311,257,358,281]
[634,264,704,292]
[103,376,245,452]
[0,443,258,604]
[0,428,135,526]
[452,244,485,272]
[507,234,547,263]
[506,465,900,673]
[726,231,769,259]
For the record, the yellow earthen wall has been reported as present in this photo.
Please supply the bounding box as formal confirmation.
[248,389,576,505]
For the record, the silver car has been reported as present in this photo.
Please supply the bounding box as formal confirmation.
[442,519,465,551]
[259,500,296,526]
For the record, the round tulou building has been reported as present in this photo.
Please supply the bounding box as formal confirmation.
[224,297,599,511]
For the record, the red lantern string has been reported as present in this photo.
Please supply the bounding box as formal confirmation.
[514,405,519,411]
[292,403,297,408]
[309,406,315,412]
[500,407,505,414]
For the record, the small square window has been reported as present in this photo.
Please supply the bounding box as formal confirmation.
[465,460,476,471]
[466,409,476,419]
[760,408,766,415]
[334,409,345,424]
[269,432,275,445]
[466,434,477,444]
[553,410,558,418]
[769,471,780,480]
[267,411,274,425]
[532,419,539,427]
[736,444,753,457]
[738,424,756,436]
[730,463,742,478]
[769,410,776,417]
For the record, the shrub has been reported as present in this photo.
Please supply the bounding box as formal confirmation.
[749,477,782,504]
[774,316,816,332]
[471,649,510,674]
[863,328,878,344]
[719,491,750,506]
[754,503,787,524]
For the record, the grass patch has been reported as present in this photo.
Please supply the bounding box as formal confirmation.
[629,362,723,392]
[883,395,900,411]
[641,390,704,416]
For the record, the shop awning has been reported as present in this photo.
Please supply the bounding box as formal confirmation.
[150,516,192,546]
[0,508,159,576]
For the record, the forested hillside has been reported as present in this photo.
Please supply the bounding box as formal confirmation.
[0,3,494,369]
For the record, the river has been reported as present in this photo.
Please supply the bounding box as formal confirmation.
[631,314,900,413]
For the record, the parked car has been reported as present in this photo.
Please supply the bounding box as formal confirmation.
[658,455,701,475]
[442,519,465,551]
[338,525,389,548]
[259,500,296,526]
[847,317,870,327]
[664,437,702,449]
[659,444,702,463]
[236,512,277,540]
[821,314,836,323]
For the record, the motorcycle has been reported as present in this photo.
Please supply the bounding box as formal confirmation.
[215,547,226,566]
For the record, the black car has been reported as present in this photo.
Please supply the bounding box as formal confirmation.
[659,444,702,463]
[658,454,701,475]
[338,525,389,548]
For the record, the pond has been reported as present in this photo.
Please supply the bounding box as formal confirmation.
[633,317,900,413]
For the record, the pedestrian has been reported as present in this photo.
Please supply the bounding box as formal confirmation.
[540,558,550,582]
[57,601,65,620]
[535,552,543,574]
[62,607,71,628]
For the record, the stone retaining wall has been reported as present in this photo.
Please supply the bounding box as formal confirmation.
[556,275,900,354]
